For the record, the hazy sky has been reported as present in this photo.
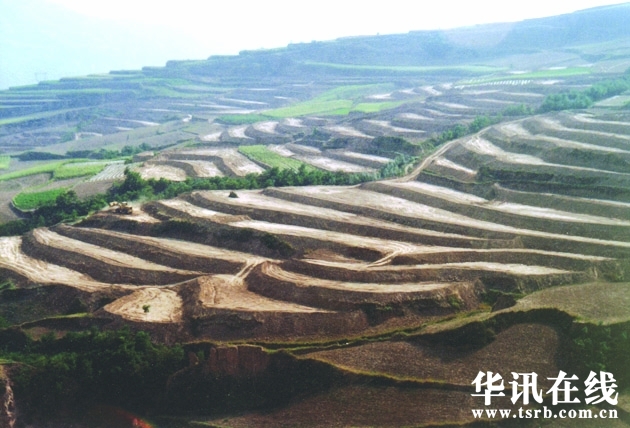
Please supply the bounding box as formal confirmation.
[47,0,630,52]
[1,0,629,88]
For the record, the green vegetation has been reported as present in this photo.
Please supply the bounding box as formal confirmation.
[539,70,630,113]
[261,84,405,118]
[0,161,66,182]
[13,188,68,210]
[52,162,107,179]
[427,114,501,147]
[570,323,630,386]
[67,143,154,160]
[0,160,110,182]
[0,279,15,293]
[502,103,535,116]
[216,114,272,125]
[0,156,10,169]
[16,144,154,163]
[0,149,419,236]
[15,152,67,161]
[352,100,406,113]
[0,190,107,236]
[266,99,353,117]
[239,145,314,171]
[7,328,186,420]
[2,144,154,183]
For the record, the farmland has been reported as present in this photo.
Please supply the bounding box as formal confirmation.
[238,145,313,171]
[1,4,630,427]
[12,188,67,210]
[2,107,630,425]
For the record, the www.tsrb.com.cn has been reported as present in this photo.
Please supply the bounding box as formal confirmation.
[470,370,619,420]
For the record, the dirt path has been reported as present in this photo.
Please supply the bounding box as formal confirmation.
[405,136,462,180]
[301,258,573,276]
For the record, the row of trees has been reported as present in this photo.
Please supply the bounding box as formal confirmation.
[539,70,630,112]
[0,154,418,237]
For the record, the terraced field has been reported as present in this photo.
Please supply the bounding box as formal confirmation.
[2,109,630,425]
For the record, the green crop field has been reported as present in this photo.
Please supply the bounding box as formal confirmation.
[0,156,10,170]
[217,114,273,125]
[261,84,410,118]
[0,161,66,181]
[0,159,111,182]
[352,100,407,113]
[13,188,68,210]
[238,145,315,171]
[53,162,108,179]
[265,99,354,118]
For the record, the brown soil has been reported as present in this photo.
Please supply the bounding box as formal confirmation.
[513,281,630,324]
[248,261,482,311]
[22,228,200,285]
[103,287,183,323]
[306,324,560,388]
[200,385,506,427]
[0,236,134,291]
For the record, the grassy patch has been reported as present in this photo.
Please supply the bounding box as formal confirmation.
[266,99,353,118]
[216,114,272,125]
[0,156,10,170]
[0,160,110,182]
[238,145,314,171]
[13,188,68,210]
[0,161,65,181]
[53,162,108,179]
[264,84,401,118]
[352,100,406,113]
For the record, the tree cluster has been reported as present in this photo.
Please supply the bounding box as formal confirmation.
[9,328,186,421]
[539,71,630,113]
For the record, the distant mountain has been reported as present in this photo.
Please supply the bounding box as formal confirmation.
[146,3,630,82]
